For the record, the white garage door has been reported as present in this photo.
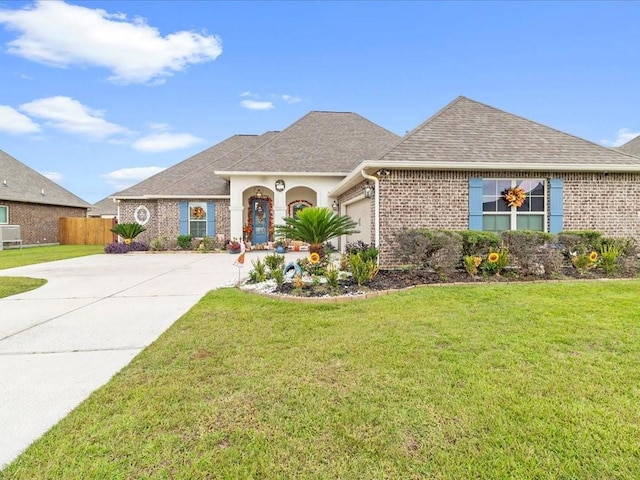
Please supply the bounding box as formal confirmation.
[344,198,372,245]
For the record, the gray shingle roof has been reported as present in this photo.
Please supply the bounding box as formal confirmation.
[114,134,275,197]
[0,150,90,208]
[221,111,400,173]
[89,196,117,216]
[380,96,640,168]
[618,135,640,157]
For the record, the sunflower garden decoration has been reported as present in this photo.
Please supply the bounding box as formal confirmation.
[482,248,509,275]
[503,186,526,208]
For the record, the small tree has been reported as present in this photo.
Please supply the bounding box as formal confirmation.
[275,207,359,258]
[111,223,146,244]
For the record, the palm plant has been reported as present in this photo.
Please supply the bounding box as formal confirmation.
[275,207,359,257]
[110,222,146,244]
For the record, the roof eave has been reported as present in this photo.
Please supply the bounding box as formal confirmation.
[329,161,640,197]
[214,170,349,180]
[110,194,230,201]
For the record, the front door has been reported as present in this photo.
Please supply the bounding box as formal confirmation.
[251,198,270,245]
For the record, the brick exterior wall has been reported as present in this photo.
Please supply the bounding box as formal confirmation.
[117,198,230,243]
[1,201,87,245]
[339,170,640,268]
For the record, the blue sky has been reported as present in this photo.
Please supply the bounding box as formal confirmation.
[0,0,639,204]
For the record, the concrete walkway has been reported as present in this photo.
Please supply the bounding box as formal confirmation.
[0,251,302,468]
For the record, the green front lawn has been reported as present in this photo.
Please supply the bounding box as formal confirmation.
[0,245,104,270]
[3,282,640,479]
[0,277,47,298]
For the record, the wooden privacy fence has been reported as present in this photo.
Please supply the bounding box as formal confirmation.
[59,217,117,245]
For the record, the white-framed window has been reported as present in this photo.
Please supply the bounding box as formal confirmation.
[188,202,207,237]
[0,205,7,224]
[482,179,546,231]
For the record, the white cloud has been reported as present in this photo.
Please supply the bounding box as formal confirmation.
[20,96,128,139]
[0,105,40,134]
[0,1,222,84]
[132,132,203,152]
[281,94,301,104]
[101,166,165,190]
[40,170,64,183]
[601,128,640,147]
[240,99,274,110]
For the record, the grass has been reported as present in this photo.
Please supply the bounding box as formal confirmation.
[0,276,47,298]
[0,244,104,270]
[0,245,102,298]
[3,280,640,479]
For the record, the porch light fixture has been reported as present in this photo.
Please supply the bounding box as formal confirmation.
[363,182,374,198]
[255,188,263,198]
[332,200,339,211]
[275,179,285,192]
[376,168,390,177]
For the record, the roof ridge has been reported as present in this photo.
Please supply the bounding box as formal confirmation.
[377,96,467,159]
[126,134,270,196]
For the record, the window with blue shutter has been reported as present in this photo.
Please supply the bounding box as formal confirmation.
[206,202,215,236]
[179,201,188,235]
[468,178,483,230]
[548,178,564,233]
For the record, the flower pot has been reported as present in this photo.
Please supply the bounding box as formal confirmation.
[228,249,241,254]
[275,246,286,254]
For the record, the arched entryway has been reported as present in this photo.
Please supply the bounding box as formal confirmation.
[244,191,273,246]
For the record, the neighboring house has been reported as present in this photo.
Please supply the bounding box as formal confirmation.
[89,196,118,218]
[618,134,640,157]
[113,97,640,267]
[0,150,90,246]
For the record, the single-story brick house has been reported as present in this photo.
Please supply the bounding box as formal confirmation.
[0,150,90,246]
[112,97,640,266]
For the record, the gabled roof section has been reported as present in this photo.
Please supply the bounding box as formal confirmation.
[380,96,640,168]
[618,135,640,157]
[113,133,276,197]
[0,150,90,208]
[89,196,117,216]
[219,111,400,173]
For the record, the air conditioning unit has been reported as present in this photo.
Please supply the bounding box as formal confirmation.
[0,225,22,250]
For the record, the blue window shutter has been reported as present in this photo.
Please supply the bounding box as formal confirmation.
[468,178,483,230]
[549,178,564,233]
[206,202,215,236]
[179,201,188,235]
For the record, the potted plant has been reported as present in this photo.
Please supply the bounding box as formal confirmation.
[275,238,287,254]
[227,239,242,254]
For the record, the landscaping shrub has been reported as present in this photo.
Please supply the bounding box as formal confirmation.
[199,236,220,251]
[599,244,622,275]
[110,222,146,243]
[249,258,267,283]
[558,230,604,255]
[500,230,554,275]
[349,252,379,286]
[264,253,285,273]
[393,229,462,276]
[150,236,168,251]
[458,230,501,256]
[177,234,193,250]
[104,241,149,254]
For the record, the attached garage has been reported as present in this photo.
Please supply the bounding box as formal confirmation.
[344,198,372,245]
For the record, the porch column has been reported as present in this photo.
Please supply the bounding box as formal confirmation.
[229,205,244,242]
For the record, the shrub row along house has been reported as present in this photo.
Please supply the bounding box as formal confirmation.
[111,96,640,267]
[0,150,90,247]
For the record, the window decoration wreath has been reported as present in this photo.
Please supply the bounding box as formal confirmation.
[191,206,206,219]
[503,187,526,208]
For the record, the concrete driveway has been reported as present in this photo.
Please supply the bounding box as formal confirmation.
[0,251,301,468]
